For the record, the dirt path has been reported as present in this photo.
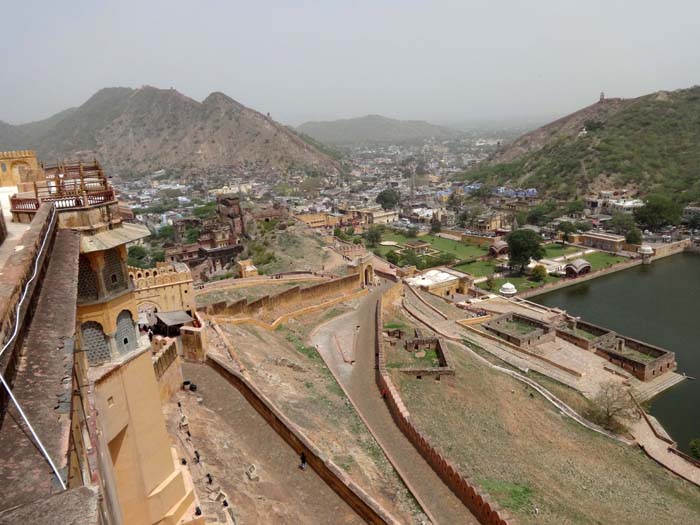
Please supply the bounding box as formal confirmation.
[177,363,363,524]
[312,285,479,525]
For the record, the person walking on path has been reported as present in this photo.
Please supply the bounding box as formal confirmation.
[299,451,307,470]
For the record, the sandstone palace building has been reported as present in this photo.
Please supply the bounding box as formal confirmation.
[0,153,203,524]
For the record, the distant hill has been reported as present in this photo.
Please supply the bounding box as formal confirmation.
[0,86,340,175]
[463,87,700,201]
[297,114,461,145]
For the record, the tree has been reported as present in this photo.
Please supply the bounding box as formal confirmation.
[556,221,577,243]
[625,228,642,245]
[401,250,421,268]
[365,226,382,247]
[407,227,418,238]
[386,250,400,265]
[430,217,442,234]
[333,227,343,238]
[185,227,200,244]
[585,380,638,432]
[690,438,700,460]
[506,229,544,273]
[531,264,548,282]
[376,189,401,210]
[688,213,700,231]
[151,249,165,263]
[485,276,495,291]
[128,245,148,268]
[634,194,682,230]
[609,212,637,236]
[155,225,175,241]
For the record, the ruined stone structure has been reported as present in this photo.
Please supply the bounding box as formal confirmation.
[556,318,677,381]
[0,150,40,187]
[483,312,556,349]
[166,194,245,274]
[1,158,199,524]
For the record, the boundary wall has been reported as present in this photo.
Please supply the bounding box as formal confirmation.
[204,274,359,318]
[375,293,514,525]
[207,354,398,525]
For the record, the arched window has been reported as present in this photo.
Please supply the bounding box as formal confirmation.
[116,310,137,355]
[81,321,111,365]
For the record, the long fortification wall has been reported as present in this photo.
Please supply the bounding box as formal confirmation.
[207,354,398,524]
[204,274,360,318]
[375,293,514,525]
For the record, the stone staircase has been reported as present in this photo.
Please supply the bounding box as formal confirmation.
[633,372,687,402]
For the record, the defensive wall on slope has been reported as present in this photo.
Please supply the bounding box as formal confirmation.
[207,354,398,525]
[374,287,514,525]
[203,274,360,318]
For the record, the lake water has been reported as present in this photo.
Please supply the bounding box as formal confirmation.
[533,252,700,453]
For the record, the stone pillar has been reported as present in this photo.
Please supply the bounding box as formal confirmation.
[107,333,120,360]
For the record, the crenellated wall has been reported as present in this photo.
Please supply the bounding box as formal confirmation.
[375,294,514,525]
[204,273,360,318]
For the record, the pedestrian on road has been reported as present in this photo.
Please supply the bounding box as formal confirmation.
[147,328,154,342]
[299,451,307,470]
[380,387,388,399]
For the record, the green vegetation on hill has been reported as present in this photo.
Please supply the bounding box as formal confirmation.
[463,87,700,201]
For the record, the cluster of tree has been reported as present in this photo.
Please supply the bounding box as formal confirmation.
[364,225,383,246]
[555,220,591,242]
[609,212,642,244]
[127,245,165,269]
[333,226,361,243]
[633,194,682,230]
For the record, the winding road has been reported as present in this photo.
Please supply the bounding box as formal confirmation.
[312,283,479,525]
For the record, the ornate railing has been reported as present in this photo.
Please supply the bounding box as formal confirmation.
[10,188,115,213]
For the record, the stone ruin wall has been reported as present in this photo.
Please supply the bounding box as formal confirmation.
[376,294,514,525]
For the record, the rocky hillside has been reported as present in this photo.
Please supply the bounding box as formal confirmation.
[465,87,700,201]
[0,86,340,175]
[297,114,461,145]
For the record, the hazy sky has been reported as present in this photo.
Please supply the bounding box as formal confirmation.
[3,0,700,127]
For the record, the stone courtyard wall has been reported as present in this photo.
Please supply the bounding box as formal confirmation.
[376,295,514,525]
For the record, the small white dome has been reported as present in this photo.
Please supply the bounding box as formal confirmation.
[638,245,654,255]
[499,281,517,296]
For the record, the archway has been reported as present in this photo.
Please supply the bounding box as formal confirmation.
[137,301,160,327]
[364,264,374,286]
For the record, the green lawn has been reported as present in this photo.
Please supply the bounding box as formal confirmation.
[478,275,560,293]
[374,232,488,261]
[542,243,580,259]
[453,259,499,277]
[583,252,628,271]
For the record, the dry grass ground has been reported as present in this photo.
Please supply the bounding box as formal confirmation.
[251,224,346,275]
[219,307,424,523]
[394,340,700,524]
